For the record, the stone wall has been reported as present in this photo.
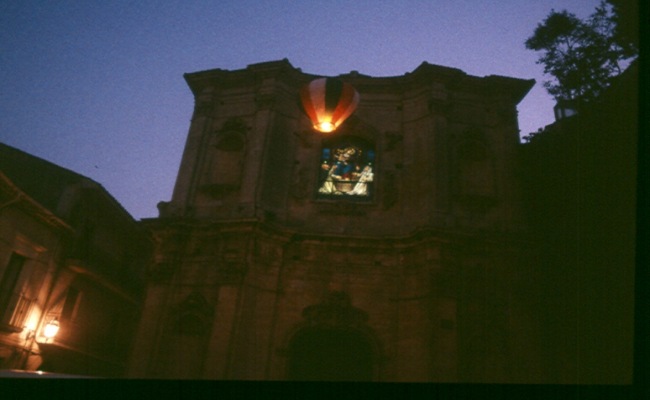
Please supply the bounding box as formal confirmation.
[131,59,538,382]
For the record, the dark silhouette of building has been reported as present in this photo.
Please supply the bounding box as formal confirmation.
[0,143,152,377]
[128,59,546,382]
[519,61,637,384]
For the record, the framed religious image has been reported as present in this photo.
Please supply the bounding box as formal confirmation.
[317,137,375,200]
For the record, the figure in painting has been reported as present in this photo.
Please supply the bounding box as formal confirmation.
[318,146,373,196]
[348,165,373,195]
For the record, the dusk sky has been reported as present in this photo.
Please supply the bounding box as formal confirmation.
[1,1,603,220]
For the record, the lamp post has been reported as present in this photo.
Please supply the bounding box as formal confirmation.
[21,326,37,369]
[21,318,60,370]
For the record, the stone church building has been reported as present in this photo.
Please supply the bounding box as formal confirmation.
[128,59,540,382]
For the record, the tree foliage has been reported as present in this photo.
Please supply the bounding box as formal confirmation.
[607,0,639,54]
[525,1,637,103]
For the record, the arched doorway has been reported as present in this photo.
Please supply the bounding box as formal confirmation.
[287,326,373,381]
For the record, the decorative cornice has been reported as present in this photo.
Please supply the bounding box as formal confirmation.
[173,291,214,336]
[315,201,372,216]
[142,217,532,253]
[183,59,536,106]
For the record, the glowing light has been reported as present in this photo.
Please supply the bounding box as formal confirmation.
[24,322,36,332]
[23,304,43,333]
[300,78,359,133]
[317,122,336,133]
[43,318,59,339]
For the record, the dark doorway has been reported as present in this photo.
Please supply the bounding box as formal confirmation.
[287,327,373,381]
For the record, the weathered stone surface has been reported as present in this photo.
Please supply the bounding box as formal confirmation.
[130,59,538,382]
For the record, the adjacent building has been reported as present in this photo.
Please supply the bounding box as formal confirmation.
[519,61,637,384]
[0,144,151,377]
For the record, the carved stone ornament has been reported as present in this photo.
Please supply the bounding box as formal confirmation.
[217,118,248,135]
[302,291,368,328]
[173,291,214,336]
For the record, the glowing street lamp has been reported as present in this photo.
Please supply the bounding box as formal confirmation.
[300,77,360,133]
[43,318,59,341]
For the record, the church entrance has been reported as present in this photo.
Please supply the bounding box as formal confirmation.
[287,327,373,381]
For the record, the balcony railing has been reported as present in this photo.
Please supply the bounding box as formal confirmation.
[0,292,35,331]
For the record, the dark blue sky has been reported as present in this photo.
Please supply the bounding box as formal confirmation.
[0,1,601,219]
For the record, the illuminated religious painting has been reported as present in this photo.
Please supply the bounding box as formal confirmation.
[317,137,375,199]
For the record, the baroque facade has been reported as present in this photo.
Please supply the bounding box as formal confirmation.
[129,59,539,382]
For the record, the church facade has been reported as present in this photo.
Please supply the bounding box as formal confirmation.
[128,59,540,382]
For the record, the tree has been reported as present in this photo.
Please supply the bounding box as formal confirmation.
[525,1,637,103]
[607,0,639,54]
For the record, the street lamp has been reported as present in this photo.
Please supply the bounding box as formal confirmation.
[43,318,59,342]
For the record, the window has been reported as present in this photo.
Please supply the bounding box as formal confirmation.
[61,287,82,322]
[0,253,30,329]
[199,131,246,199]
[208,132,245,186]
[317,136,375,200]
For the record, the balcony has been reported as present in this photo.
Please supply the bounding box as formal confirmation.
[0,292,35,332]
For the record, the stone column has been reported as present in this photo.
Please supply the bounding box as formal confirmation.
[202,285,240,379]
